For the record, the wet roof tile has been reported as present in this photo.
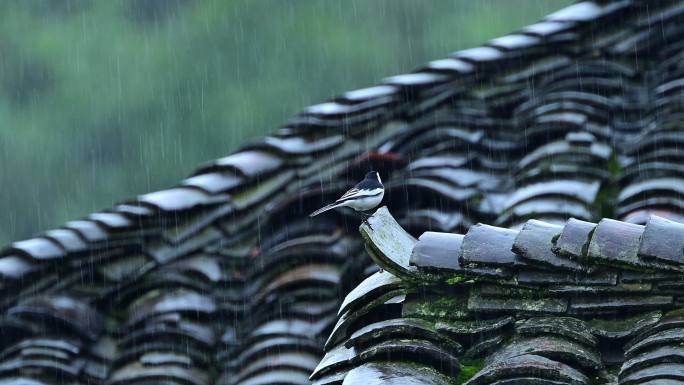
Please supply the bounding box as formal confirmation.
[343,362,452,385]
[208,150,283,177]
[619,178,684,204]
[460,224,520,268]
[88,212,133,230]
[345,318,461,353]
[337,271,402,317]
[489,34,542,51]
[342,85,398,102]
[108,364,209,385]
[513,220,583,271]
[504,180,601,210]
[8,295,103,341]
[43,229,87,253]
[262,135,344,155]
[383,72,450,88]
[546,2,604,22]
[126,289,216,326]
[516,317,597,347]
[410,232,463,272]
[522,21,575,37]
[359,207,417,278]
[466,354,588,385]
[639,215,684,265]
[587,218,645,268]
[6,238,65,260]
[64,220,108,243]
[554,218,597,260]
[181,172,243,194]
[0,255,36,280]
[454,46,505,63]
[138,187,226,212]
[487,335,602,372]
[425,58,475,74]
[356,339,460,377]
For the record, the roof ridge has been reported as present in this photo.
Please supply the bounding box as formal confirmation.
[316,207,684,384]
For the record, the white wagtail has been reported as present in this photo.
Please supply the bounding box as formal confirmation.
[310,171,384,228]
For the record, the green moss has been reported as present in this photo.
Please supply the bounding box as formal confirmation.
[468,194,483,207]
[665,308,684,318]
[594,183,618,220]
[586,311,661,334]
[376,360,458,383]
[581,226,596,257]
[607,153,622,178]
[446,275,466,285]
[479,285,547,300]
[593,153,622,220]
[404,270,448,286]
[456,360,484,384]
[519,288,547,300]
[403,294,469,320]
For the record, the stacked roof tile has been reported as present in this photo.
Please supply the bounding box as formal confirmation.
[2,0,684,384]
[316,206,684,384]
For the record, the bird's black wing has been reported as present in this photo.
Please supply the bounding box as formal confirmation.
[355,178,382,190]
[335,187,362,203]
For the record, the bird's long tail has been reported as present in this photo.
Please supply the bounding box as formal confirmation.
[309,202,342,217]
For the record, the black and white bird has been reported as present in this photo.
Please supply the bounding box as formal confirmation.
[310,171,384,226]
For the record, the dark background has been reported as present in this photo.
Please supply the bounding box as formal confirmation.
[0,0,570,244]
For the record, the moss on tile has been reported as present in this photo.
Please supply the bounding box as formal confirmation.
[456,359,484,384]
[403,294,469,321]
[446,275,467,285]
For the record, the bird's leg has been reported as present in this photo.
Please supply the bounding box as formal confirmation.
[359,211,373,230]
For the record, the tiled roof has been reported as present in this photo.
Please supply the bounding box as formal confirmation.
[2,0,684,384]
[317,207,684,384]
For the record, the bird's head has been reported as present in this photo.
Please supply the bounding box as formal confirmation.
[366,171,382,184]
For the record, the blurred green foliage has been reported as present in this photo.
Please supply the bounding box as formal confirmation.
[0,0,570,244]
